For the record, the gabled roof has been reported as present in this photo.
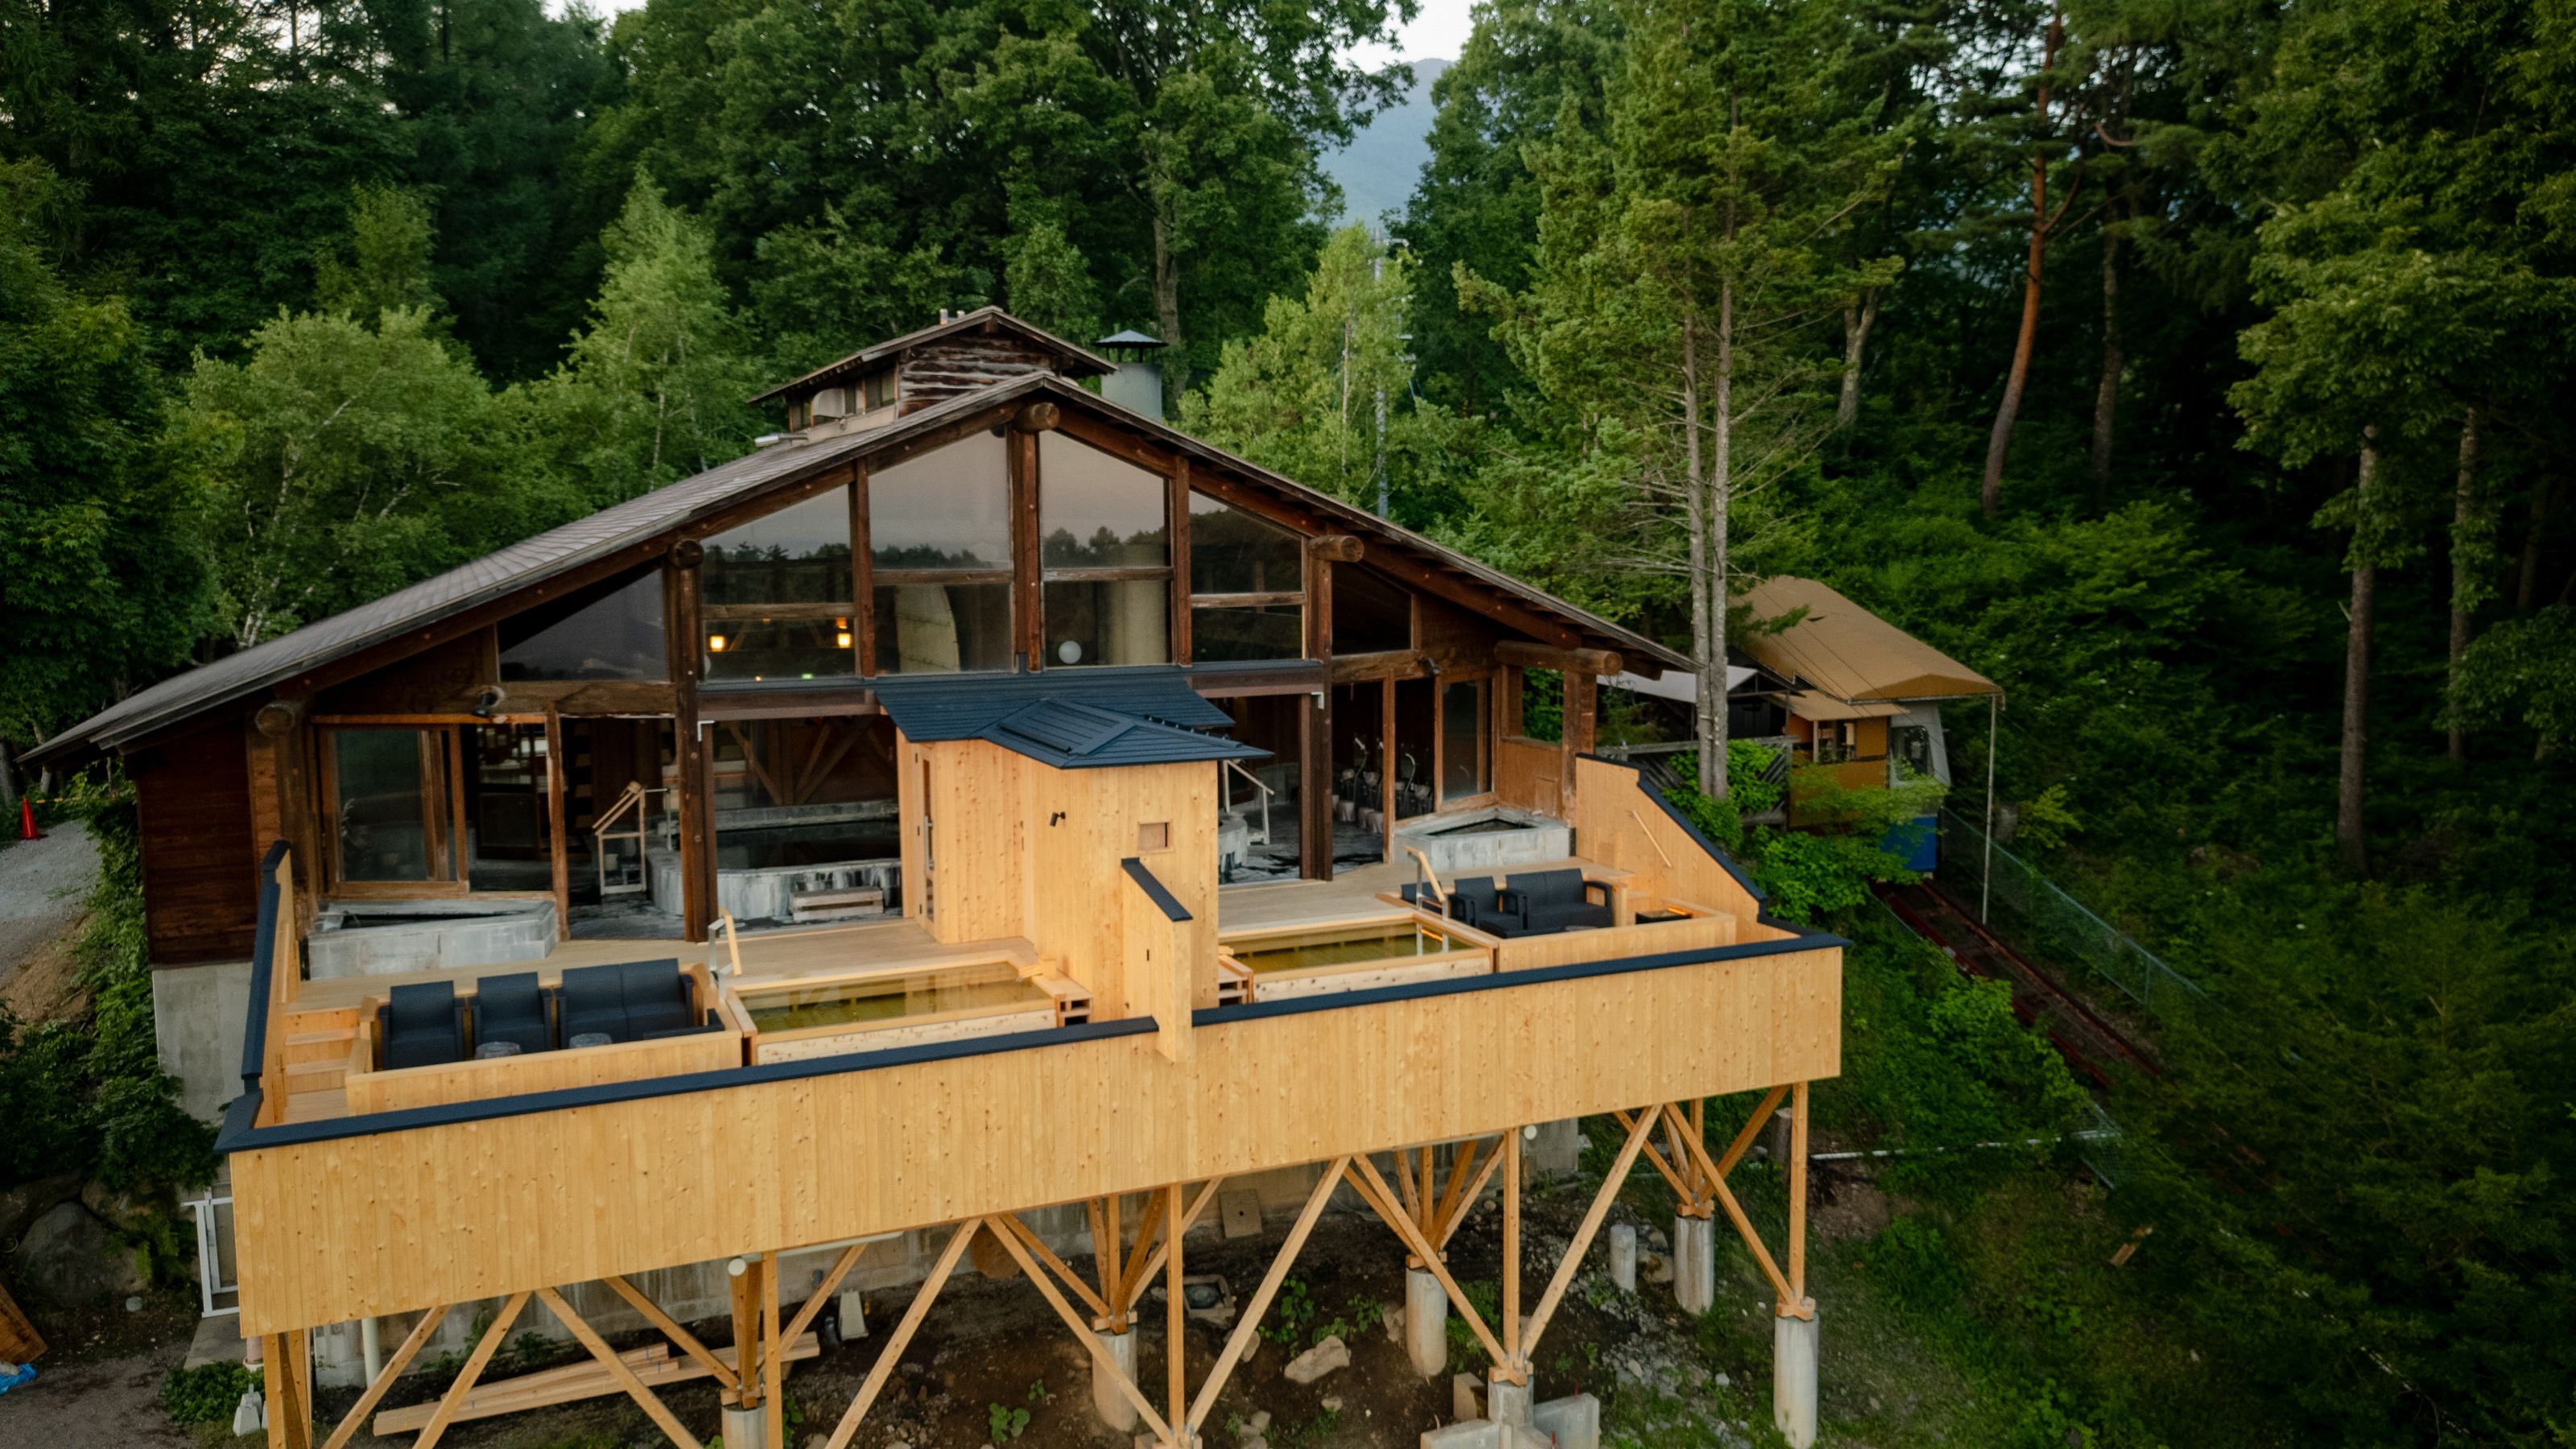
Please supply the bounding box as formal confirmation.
[1739,576,2000,704]
[34,361,1688,767]
[748,307,1114,405]
[872,667,1265,770]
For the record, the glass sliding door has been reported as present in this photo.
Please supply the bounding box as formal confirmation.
[1440,677,1491,803]
[331,728,452,884]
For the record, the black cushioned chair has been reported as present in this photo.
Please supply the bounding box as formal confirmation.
[472,972,552,1055]
[1442,876,1513,935]
[1500,869,1615,935]
[379,981,466,1069]
[559,964,629,1043]
[618,960,697,1038]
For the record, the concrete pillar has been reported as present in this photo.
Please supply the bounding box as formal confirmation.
[722,1402,769,1449]
[1607,1224,1636,1294]
[1673,1216,1714,1315]
[1531,1393,1600,1449]
[1405,1268,1448,1378]
[1092,1329,1139,1433]
[1773,1309,1818,1449]
[1484,1374,1530,1427]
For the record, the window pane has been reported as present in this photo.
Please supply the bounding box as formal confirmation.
[874,580,1015,673]
[713,716,902,914]
[1045,580,1170,667]
[1191,603,1303,662]
[873,432,1009,571]
[464,724,555,891]
[1041,432,1167,568]
[336,729,429,881]
[500,572,666,681]
[1442,678,1488,801]
[703,488,855,682]
[1189,493,1302,595]
[1332,564,1411,654]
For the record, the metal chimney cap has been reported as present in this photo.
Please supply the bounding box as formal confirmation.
[1096,328,1166,349]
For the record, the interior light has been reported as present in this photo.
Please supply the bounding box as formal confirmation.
[707,634,729,652]
[836,630,853,648]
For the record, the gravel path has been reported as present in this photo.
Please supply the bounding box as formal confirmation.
[0,824,98,991]
[0,1351,199,1447]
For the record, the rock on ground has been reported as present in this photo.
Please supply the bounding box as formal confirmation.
[13,1200,147,1308]
[1282,1335,1349,1385]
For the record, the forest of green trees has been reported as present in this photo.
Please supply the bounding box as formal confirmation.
[3,0,2572,1443]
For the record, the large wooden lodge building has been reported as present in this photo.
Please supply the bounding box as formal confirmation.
[32,312,1847,1449]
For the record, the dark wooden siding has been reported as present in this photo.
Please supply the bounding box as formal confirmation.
[137,724,258,965]
[898,337,1063,413]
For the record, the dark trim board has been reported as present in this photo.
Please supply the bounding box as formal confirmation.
[1122,858,1194,922]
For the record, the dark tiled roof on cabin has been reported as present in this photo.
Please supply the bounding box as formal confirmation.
[872,668,1265,770]
[33,363,1688,767]
[747,307,1114,406]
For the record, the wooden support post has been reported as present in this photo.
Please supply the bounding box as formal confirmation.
[1719,1084,1790,1179]
[264,1330,312,1449]
[1611,1108,1698,1205]
[1501,1127,1523,1381]
[984,1216,1175,1441]
[1661,1102,1798,1311]
[1186,1160,1348,1434]
[763,1250,785,1449]
[1788,1081,1810,1309]
[669,545,712,943]
[413,1289,529,1449]
[539,1286,704,1449]
[728,1256,762,1408]
[321,1307,450,1449]
[1116,1188,1170,1310]
[1301,684,1331,881]
[1344,1157,1510,1370]
[1521,1109,1659,1360]
[1120,1178,1226,1315]
[1380,680,1397,861]
[1435,1139,1506,1249]
[999,1213,1113,1323]
[1166,1182,1187,1446]
[604,1274,739,1394]
[821,1223,979,1449]
[543,704,569,940]
[782,1241,871,1353]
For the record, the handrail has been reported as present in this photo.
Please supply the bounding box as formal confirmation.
[1402,846,1448,911]
[593,780,665,898]
[1222,759,1273,845]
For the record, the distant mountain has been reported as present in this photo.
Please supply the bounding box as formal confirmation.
[1321,59,1451,232]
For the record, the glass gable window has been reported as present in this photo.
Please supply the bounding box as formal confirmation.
[499,571,667,681]
[703,488,855,682]
[1188,492,1306,662]
[1040,432,1169,667]
[1332,563,1412,654]
[872,432,1014,674]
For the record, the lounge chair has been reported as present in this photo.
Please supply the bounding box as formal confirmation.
[559,964,629,1043]
[1500,869,1614,935]
[472,972,552,1055]
[1443,876,1513,935]
[617,960,697,1038]
[379,981,467,1070]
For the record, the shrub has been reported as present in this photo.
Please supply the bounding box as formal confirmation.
[163,1360,256,1424]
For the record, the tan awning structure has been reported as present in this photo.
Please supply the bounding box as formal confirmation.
[1739,577,2000,705]
[1779,691,1905,724]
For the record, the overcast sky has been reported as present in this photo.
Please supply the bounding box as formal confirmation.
[571,0,1476,67]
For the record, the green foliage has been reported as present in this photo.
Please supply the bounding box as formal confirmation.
[0,163,216,745]
[987,1402,1031,1441]
[2450,605,2576,755]
[0,790,215,1194]
[316,186,446,327]
[161,1360,257,1425]
[1443,1278,1503,1370]
[1663,743,1936,923]
[1259,1274,1316,1345]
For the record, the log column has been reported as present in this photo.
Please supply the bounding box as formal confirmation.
[668,539,712,942]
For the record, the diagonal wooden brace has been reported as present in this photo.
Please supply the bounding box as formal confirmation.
[1347,1154,1511,1371]
[983,1215,1175,1442]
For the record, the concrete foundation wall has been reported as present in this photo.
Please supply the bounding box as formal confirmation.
[154,960,256,1123]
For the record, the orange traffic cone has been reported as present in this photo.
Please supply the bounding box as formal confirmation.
[18,799,39,840]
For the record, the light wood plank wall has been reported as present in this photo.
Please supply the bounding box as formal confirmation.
[1495,737,1564,818]
[228,940,1839,1334]
[1571,757,1785,940]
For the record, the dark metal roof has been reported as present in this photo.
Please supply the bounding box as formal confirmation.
[748,308,1114,405]
[870,667,1263,770]
[1096,329,1166,349]
[36,365,1687,767]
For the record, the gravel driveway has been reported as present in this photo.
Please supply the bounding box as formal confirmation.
[0,824,98,990]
